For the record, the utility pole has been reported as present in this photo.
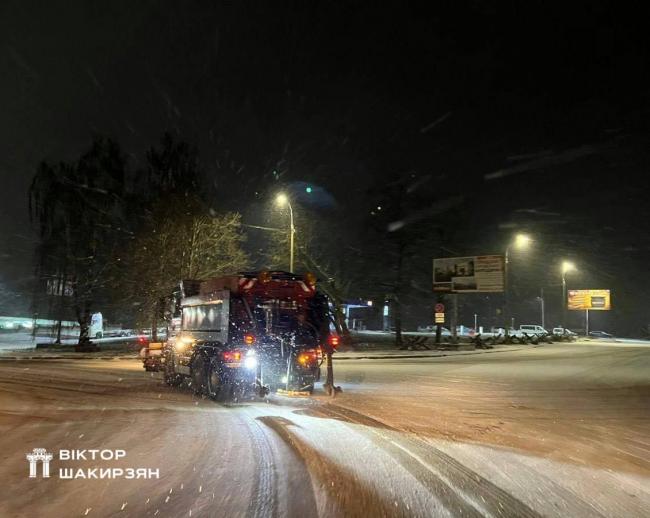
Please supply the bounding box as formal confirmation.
[540,288,545,329]
[503,234,532,336]
[561,275,567,328]
[561,261,576,328]
[450,294,458,343]
[275,193,295,272]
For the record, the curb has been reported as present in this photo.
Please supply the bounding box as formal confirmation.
[334,345,536,360]
[0,355,137,361]
[0,345,543,362]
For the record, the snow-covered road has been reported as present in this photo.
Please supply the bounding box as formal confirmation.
[0,343,648,517]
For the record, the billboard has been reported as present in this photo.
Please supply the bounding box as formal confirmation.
[567,289,611,311]
[46,278,73,297]
[433,255,505,293]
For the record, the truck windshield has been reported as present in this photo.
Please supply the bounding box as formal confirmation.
[251,297,325,344]
[182,303,223,332]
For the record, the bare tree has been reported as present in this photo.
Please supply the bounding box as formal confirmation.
[120,198,249,338]
[29,139,127,348]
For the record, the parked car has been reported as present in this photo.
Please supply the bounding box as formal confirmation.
[518,324,548,336]
[553,327,577,336]
[552,327,577,341]
[416,325,451,335]
[589,330,614,339]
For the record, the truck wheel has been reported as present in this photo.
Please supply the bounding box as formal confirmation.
[206,359,222,400]
[164,366,183,386]
[164,370,183,386]
[163,354,183,386]
[191,356,208,395]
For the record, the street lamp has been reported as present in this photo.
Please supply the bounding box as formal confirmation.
[504,233,531,331]
[275,193,295,272]
[537,288,545,329]
[561,260,576,328]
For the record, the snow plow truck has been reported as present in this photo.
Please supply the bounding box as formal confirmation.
[140,271,339,398]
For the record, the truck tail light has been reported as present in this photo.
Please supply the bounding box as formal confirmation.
[222,351,241,362]
[297,349,320,366]
[327,334,340,348]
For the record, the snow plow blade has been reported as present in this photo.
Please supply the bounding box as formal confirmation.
[276,388,312,397]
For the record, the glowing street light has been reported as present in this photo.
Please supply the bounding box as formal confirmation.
[513,233,531,249]
[562,260,576,275]
[275,193,295,272]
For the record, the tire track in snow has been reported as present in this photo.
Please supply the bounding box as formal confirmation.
[316,404,544,518]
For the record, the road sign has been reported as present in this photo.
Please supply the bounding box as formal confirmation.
[435,312,445,324]
[46,278,73,297]
[434,303,445,313]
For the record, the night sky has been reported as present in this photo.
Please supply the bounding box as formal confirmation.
[1,2,648,332]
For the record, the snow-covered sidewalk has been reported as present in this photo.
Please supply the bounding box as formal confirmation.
[335,344,532,360]
[0,345,525,361]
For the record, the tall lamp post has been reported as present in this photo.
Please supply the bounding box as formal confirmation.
[275,193,295,272]
[537,288,545,329]
[561,260,576,328]
[504,233,531,331]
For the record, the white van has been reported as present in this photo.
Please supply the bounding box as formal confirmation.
[90,312,103,338]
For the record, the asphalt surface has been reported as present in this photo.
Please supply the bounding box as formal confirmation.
[0,343,648,517]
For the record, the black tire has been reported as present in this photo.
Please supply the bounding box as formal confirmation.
[164,370,183,386]
[206,358,223,400]
[95,332,103,339]
[191,355,208,395]
[163,352,183,386]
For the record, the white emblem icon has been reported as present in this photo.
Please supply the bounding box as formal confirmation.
[26,448,53,478]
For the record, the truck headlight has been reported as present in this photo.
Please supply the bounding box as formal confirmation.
[174,336,194,352]
[244,351,257,370]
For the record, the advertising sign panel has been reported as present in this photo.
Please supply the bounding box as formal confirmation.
[46,279,73,297]
[433,255,504,293]
[567,289,611,311]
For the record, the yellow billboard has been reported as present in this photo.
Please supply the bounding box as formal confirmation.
[567,289,611,311]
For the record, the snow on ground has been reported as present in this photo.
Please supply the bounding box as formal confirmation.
[0,331,143,351]
[0,331,37,350]
[332,343,650,517]
[0,342,648,516]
